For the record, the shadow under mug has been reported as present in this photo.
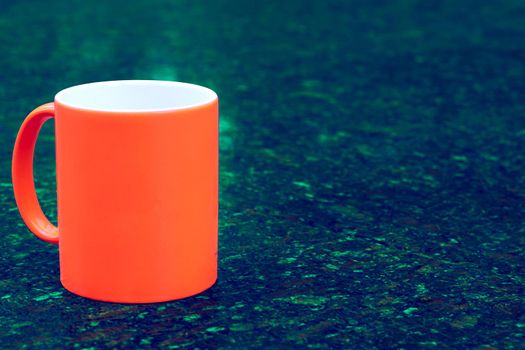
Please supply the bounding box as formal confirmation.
[12,80,219,303]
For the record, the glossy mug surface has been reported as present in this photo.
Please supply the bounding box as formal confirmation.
[12,80,219,303]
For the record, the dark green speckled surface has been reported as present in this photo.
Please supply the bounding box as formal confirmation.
[1,0,525,348]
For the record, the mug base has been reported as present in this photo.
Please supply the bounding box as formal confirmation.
[60,276,217,304]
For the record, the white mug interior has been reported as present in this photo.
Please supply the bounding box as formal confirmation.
[55,80,217,112]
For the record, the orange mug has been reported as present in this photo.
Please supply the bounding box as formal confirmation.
[12,80,218,303]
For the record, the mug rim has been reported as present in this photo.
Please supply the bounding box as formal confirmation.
[55,80,218,113]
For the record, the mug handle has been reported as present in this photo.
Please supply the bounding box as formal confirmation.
[12,103,59,244]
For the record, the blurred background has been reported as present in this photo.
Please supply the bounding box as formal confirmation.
[1,0,525,348]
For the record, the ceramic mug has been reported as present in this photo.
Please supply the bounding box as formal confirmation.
[12,80,219,303]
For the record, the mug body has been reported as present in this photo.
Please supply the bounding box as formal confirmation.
[53,81,218,303]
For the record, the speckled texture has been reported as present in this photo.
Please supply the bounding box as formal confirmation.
[1,0,525,348]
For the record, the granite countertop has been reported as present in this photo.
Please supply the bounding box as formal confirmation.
[1,0,524,348]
